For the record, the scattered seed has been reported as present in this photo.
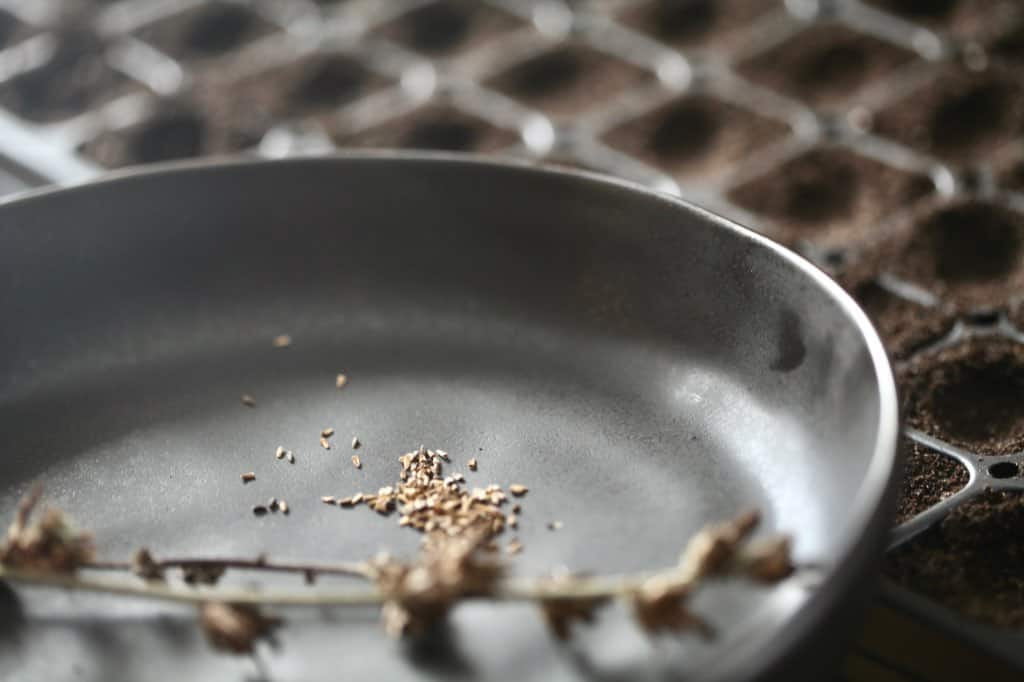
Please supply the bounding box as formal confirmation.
[268,498,278,510]
[321,496,336,505]
[512,504,522,514]
[275,446,287,460]
[321,428,335,438]
[352,437,360,449]
[509,484,528,497]
[547,520,563,531]
[339,497,354,507]
[252,506,268,516]
[286,451,295,464]
[335,374,347,389]
[352,455,362,469]
[272,334,292,348]
[468,458,478,471]
[508,514,518,529]
[351,493,364,504]
[241,472,256,483]
[320,437,331,450]
[241,394,256,407]
[507,539,523,555]
[279,500,289,514]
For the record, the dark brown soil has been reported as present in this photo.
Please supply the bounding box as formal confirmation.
[726,146,934,248]
[333,104,518,153]
[866,201,1024,310]
[885,490,1024,628]
[900,337,1024,455]
[207,53,389,123]
[848,279,956,361]
[735,24,916,112]
[484,44,651,120]
[863,0,1009,40]
[81,99,268,168]
[374,1,523,57]
[135,1,277,62]
[0,29,144,123]
[895,439,970,524]
[873,65,1024,165]
[600,94,789,180]
[617,0,777,52]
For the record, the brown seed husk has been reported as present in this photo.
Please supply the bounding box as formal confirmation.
[199,601,280,654]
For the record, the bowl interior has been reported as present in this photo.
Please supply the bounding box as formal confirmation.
[0,156,895,681]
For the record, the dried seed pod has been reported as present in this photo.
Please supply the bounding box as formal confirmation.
[131,547,164,581]
[199,601,280,654]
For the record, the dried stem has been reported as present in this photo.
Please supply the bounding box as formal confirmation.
[85,557,373,580]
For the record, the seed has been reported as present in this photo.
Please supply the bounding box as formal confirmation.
[351,493,364,504]
[272,334,292,348]
[468,458,478,471]
[240,394,256,407]
[507,539,523,555]
[286,451,295,463]
[241,472,256,483]
[321,428,335,438]
[509,484,528,497]
[275,446,286,460]
[279,500,289,514]
[252,506,268,516]
[352,437,360,449]
[335,374,347,389]
[320,437,331,450]
[508,514,518,529]
[436,450,449,461]
[321,496,336,505]
[339,497,354,507]
[512,504,521,514]
[547,520,563,531]
[352,455,362,469]
[268,497,278,510]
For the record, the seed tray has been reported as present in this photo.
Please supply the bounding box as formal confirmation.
[0,0,1021,678]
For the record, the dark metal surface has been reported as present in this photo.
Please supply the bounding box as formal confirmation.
[0,154,898,681]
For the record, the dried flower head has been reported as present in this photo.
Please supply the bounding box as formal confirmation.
[199,601,280,654]
[679,510,760,579]
[373,527,504,638]
[539,574,610,640]
[737,536,794,582]
[631,572,714,637]
[132,548,165,581]
[0,485,95,574]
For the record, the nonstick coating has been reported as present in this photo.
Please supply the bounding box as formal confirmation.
[0,155,898,681]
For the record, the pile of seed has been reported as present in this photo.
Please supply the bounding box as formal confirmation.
[326,446,526,541]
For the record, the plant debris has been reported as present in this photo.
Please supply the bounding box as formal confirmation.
[253,506,268,517]
[199,601,280,654]
[336,373,348,389]
[547,521,563,531]
[240,472,255,483]
[182,562,227,585]
[351,455,362,469]
[509,484,528,497]
[132,548,165,581]
[352,436,361,449]
[540,575,609,640]
[0,485,94,574]
[240,394,255,407]
[468,458,478,471]
[373,526,504,637]
[321,428,334,438]
[340,446,519,541]
[319,437,331,450]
